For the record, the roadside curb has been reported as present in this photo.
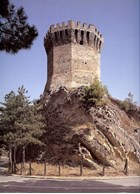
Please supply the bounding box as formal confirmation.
[11,174,140,181]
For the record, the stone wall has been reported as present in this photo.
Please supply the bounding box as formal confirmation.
[44,20,103,92]
[46,44,72,91]
[71,44,100,88]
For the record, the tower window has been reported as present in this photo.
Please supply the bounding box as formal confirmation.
[80,31,84,45]
[65,29,68,36]
[87,32,89,44]
[80,40,83,45]
[81,31,84,38]
[60,31,63,39]
[75,29,78,42]
[94,35,97,48]
[55,32,57,42]
[99,41,101,52]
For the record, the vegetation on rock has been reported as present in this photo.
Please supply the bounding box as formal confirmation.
[80,77,108,109]
[41,86,140,174]
[0,84,139,176]
[120,92,137,112]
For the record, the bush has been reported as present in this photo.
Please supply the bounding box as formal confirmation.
[80,77,108,109]
[120,100,130,112]
[120,92,137,113]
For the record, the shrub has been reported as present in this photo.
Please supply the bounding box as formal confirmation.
[120,92,136,113]
[80,77,108,109]
[120,100,130,112]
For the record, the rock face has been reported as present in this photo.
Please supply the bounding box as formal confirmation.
[42,21,139,175]
[42,87,140,174]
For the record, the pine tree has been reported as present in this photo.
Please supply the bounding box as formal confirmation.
[120,92,137,112]
[0,0,38,53]
[0,86,45,172]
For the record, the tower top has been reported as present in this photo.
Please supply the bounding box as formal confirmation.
[44,20,104,92]
[47,20,103,40]
[44,20,104,54]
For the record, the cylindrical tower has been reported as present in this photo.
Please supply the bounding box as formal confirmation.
[44,20,104,92]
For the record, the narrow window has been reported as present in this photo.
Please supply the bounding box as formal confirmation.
[75,29,78,42]
[55,32,57,43]
[65,29,68,36]
[60,31,63,39]
[99,41,101,52]
[81,30,84,37]
[80,31,84,45]
[96,38,99,50]
[87,32,89,44]
[94,35,97,48]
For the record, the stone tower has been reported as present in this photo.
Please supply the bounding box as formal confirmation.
[44,20,104,92]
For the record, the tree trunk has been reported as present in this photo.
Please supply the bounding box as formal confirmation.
[13,146,16,173]
[22,146,26,167]
[8,146,12,172]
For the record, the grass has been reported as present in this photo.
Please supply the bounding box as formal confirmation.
[15,161,140,177]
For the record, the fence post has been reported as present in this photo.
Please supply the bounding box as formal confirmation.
[29,162,32,176]
[102,161,105,176]
[21,163,23,175]
[8,147,12,173]
[13,161,16,174]
[44,161,46,176]
[8,161,12,173]
[11,162,16,174]
[80,155,83,176]
[124,157,128,175]
[58,161,61,176]
[11,162,14,174]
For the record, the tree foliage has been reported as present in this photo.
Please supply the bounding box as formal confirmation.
[0,86,45,164]
[120,92,137,112]
[80,77,108,109]
[0,0,38,53]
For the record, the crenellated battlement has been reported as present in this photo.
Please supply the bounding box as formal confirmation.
[44,20,104,54]
[48,20,103,39]
[44,20,104,92]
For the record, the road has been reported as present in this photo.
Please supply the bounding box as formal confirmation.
[0,175,139,193]
[0,157,140,192]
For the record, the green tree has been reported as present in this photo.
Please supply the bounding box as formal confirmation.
[80,77,108,109]
[0,0,38,53]
[125,92,134,104]
[0,86,45,172]
[120,92,136,112]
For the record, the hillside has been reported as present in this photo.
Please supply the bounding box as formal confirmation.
[42,86,140,175]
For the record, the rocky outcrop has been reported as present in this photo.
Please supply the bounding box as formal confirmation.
[42,87,140,174]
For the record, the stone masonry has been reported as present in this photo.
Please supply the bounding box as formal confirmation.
[44,20,104,92]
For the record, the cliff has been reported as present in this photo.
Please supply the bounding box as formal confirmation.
[42,87,140,175]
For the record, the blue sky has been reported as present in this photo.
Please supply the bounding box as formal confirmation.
[0,0,139,104]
